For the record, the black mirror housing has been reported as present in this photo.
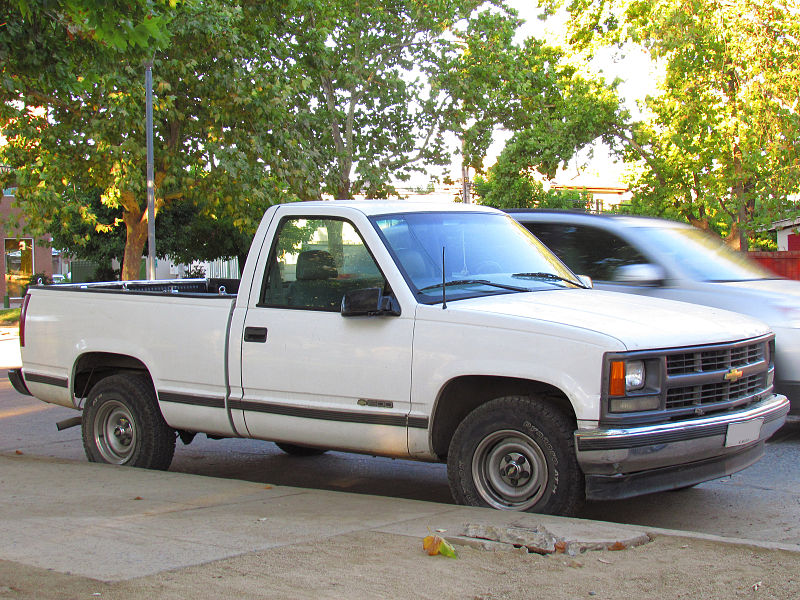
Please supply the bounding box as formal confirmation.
[341,288,400,317]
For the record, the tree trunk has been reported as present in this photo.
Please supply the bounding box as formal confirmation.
[122,208,149,281]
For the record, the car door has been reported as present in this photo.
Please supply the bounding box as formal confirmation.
[238,214,415,456]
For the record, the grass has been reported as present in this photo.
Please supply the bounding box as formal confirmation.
[0,308,21,326]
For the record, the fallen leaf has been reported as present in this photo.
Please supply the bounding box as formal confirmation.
[15,450,23,455]
[608,541,627,551]
[423,535,458,559]
[555,541,567,553]
[435,529,447,533]
[264,485,272,489]
[133,496,143,501]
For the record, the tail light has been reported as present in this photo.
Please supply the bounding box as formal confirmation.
[19,293,30,348]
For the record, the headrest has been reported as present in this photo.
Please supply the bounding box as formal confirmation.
[296,250,337,280]
[395,249,427,278]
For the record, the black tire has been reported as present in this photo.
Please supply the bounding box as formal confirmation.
[275,442,328,457]
[447,395,584,516]
[82,373,175,470]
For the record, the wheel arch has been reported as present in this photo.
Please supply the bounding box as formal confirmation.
[430,375,576,460]
[72,352,153,401]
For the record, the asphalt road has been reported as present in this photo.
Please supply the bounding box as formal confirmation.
[2,373,798,546]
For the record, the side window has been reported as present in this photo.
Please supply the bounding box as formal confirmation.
[260,217,387,311]
[525,223,648,281]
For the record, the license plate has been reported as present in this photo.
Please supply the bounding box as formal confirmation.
[725,418,764,448]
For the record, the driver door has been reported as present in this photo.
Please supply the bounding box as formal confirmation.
[239,215,414,456]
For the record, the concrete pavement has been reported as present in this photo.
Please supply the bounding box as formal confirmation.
[0,454,652,582]
[1,453,799,599]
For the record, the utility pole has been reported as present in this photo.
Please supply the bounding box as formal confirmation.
[461,136,471,204]
[145,60,156,280]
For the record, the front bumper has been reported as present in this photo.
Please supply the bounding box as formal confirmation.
[575,393,789,501]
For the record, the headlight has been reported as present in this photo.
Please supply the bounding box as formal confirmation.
[625,360,645,391]
[609,359,646,395]
[606,355,662,414]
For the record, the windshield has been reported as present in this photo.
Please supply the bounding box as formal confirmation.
[644,226,776,282]
[373,211,582,303]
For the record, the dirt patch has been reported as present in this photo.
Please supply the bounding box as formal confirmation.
[1,531,798,599]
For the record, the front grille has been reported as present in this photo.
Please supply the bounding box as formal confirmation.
[667,342,765,376]
[664,338,771,418]
[666,373,767,409]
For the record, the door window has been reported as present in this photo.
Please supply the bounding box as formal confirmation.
[260,217,387,311]
[525,223,648,281]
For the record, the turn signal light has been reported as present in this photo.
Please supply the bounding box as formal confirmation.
[609,360,625,396]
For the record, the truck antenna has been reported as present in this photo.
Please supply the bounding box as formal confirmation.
[441,246,447,310]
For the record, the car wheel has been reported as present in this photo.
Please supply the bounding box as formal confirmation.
[82,373,175,470]
[447,395,584,516]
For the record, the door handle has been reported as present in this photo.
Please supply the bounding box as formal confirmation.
[244,327,268,343]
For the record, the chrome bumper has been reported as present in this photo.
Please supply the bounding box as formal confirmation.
[575,394,789,500]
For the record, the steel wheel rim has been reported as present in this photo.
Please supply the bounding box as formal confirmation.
[472,429,549,511]
[94,400,136,464]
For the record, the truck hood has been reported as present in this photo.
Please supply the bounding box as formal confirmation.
[448,289,770,351]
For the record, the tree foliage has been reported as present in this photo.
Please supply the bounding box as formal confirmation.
[547,0,800,249]
[466,31,625,208]
[2,0,633,277]
[1,1,312,279]
[278,0,528,199]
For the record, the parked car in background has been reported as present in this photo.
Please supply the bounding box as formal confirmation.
[508,210,800,415]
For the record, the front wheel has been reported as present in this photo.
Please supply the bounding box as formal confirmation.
[447,396,584,516]
[82,374,175,470]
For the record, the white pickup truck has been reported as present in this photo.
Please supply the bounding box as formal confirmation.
[9,201,790,516]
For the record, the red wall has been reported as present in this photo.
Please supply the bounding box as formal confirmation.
[749,251,800,280]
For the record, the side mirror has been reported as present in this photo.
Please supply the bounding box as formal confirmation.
[613,263,666,286]
[341,288,400,317]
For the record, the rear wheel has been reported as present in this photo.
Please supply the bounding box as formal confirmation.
[447,395,584,516]
[82,374,175,470]
[275,442,328,457]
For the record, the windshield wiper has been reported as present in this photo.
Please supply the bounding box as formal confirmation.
[512,272,587,288]
[420,279,530,293]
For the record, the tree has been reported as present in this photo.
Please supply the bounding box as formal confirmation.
[277,0,532,199]
[463,32,625,208]
[1,1,312,279]
[546,0,800,249]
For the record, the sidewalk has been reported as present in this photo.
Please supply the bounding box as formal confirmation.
[1,453,798,599]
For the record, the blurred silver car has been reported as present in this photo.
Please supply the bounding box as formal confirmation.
[509,210,800,415]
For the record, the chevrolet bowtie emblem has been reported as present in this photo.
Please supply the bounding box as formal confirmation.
[724,368,744,382]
